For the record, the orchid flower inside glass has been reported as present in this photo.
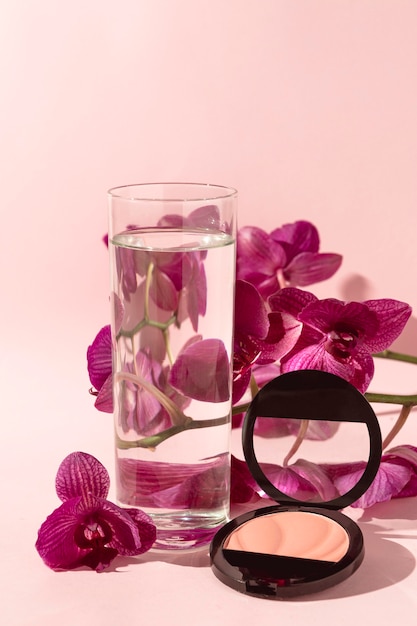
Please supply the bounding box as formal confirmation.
[36,452,156,571]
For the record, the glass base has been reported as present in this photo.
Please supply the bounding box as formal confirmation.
[146,512,228,551]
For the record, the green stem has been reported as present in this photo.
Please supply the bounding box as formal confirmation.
[374,350,417,365]
[144,261,154,320]
[365,392,417,406]
[283,419,309,466]
[382,405,413,450]
[117,315,177,339]
[115,414,230,449]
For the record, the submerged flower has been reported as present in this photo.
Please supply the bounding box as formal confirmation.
[169,338,230,402]
[271,288,412,392]
[118,348,190,435]
[237,221,342,299]
[117,454,229,510]
[36,452,156,571]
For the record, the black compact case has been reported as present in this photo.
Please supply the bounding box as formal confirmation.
[210,370,382,599]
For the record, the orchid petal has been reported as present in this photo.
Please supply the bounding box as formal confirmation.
[281,343,374,393]
[122,508,157,553]
[111,292,124,335]
[36,497,91,570]
[187,204,221,230]
[237,226,286,279]
[149,267,178,311]
[299,299,378,337]
[382,445,417,499]
[334,461,412,509]
[152,463,229,509]
[284,252,342,287]
[384,444,417,468]
[256,311,302,364]
[117,455,228,509]
[94,374,113,413]
[87,326,112,391]
[290,459,339,501]
[259,462,325,501]
[363,299,412,352]
[177,258,207,331]
[270,220,320,256]
[96,499,147,556]
[115,246,137,300]
[56,452,110,503]
[230,456,262,504]
[269,287,318,317]
[169,338,230,402]
[235,280,269,339]
[119,351,168,435]
[232,367,252,404]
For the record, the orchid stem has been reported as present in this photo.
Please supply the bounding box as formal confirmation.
[249,374,259,399]
[115,414,230,449]
[382,404,413,450]
[365,392,417,405]
[283,419,309,466]
[374,350,417,365]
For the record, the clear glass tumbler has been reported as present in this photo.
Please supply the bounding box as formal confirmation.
[108,183,237,550]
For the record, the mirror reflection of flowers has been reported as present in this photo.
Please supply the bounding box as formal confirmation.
[87,218,417,511]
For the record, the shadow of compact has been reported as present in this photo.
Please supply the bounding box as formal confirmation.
[107,502,416,601]
[297,497,417,601]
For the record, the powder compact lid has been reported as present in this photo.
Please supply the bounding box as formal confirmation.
[210,370,382,599]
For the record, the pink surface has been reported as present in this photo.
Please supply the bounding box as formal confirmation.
[2,1,417,624]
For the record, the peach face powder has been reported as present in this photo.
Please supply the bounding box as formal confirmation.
[224,511,349,562]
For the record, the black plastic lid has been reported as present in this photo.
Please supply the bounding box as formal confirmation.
[242,370,382,510]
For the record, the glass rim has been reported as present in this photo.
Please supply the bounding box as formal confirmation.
[107,182,238,202]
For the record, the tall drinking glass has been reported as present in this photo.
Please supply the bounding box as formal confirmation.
[108,183,237,550]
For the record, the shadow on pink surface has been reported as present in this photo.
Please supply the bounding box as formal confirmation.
[84,499,417,603]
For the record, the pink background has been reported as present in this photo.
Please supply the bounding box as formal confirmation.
[2,2,417,624]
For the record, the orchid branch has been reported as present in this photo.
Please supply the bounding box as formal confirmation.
[382,404,413,450]
[374,349,417,365]
[115,414,230,450]
[283,419,309,466]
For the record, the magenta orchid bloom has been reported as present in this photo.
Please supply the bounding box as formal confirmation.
[270,288,412,393]
[237,221,342,299]
[35,452,156,572]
